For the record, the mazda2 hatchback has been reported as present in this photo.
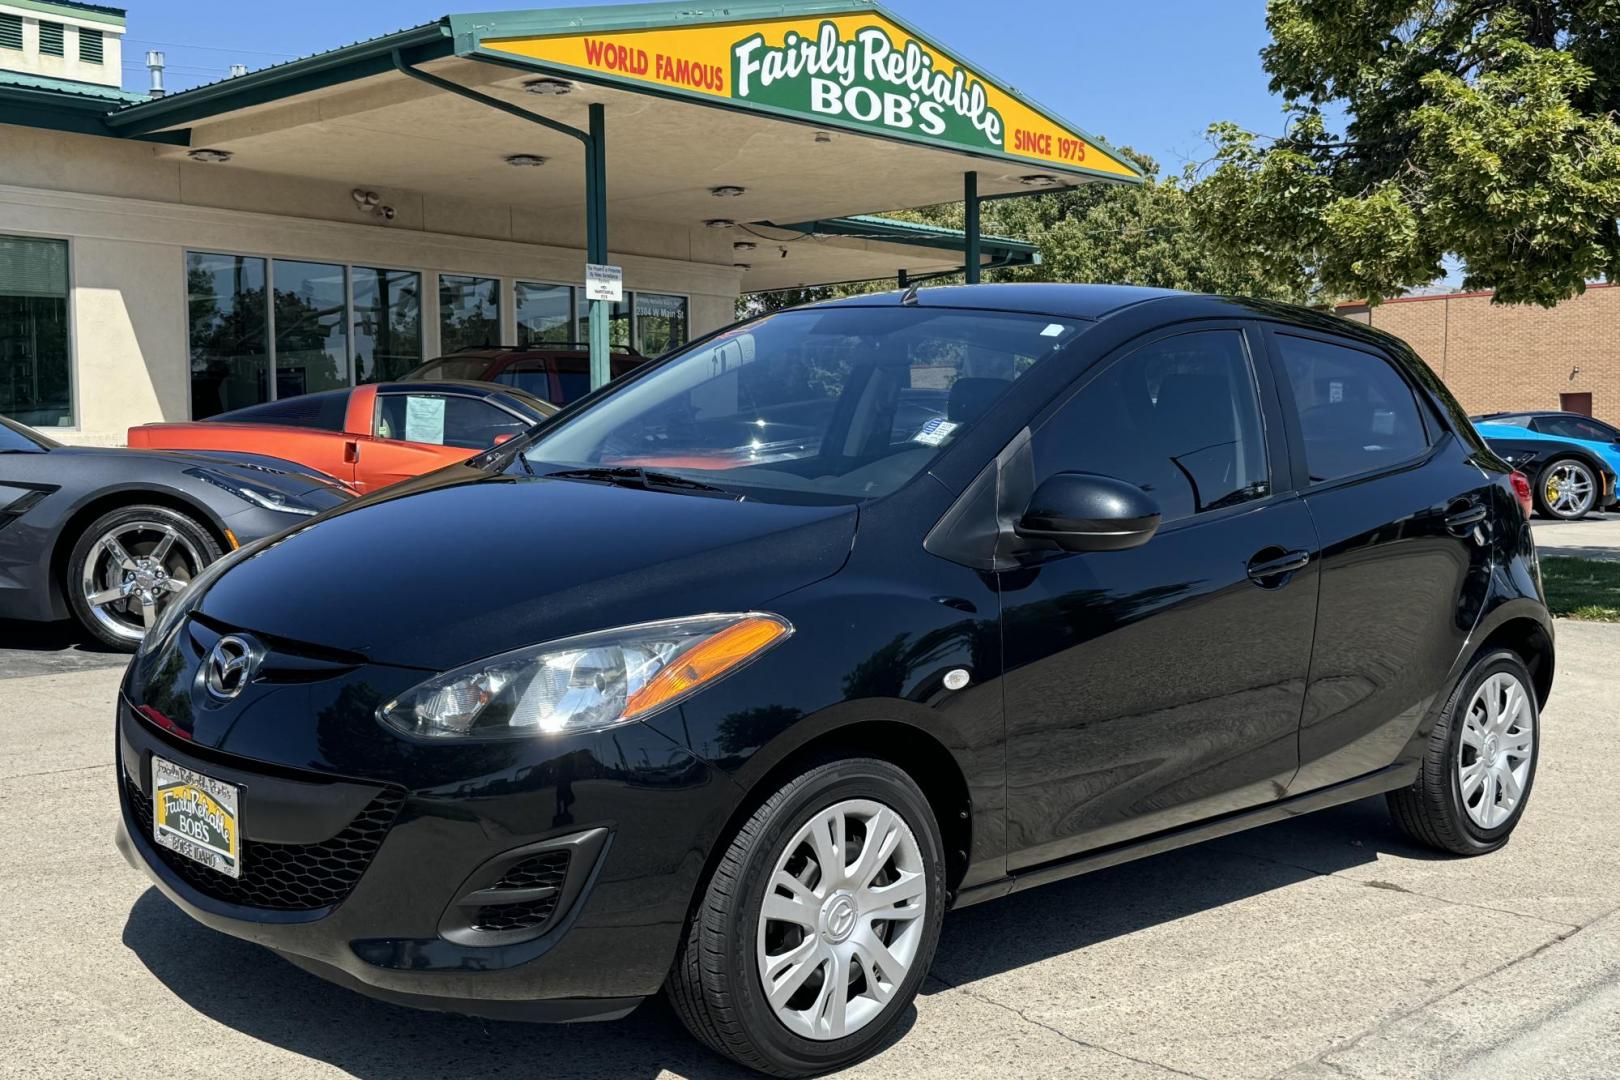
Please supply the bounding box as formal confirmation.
[116,285,1553,1077]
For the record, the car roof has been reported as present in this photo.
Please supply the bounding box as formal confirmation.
[376,380,559,415]
[808,282,1189,320]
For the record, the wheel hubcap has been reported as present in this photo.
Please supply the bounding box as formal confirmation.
[756,798,927,1041]
[80,522,204,643]
[1457,671,1535,830]
[1546,462,1595,515]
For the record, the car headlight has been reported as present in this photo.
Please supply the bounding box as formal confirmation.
[185,468,319,516]
[378,612,793,740]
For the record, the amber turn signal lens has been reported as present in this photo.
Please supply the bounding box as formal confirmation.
[624,615,791,720]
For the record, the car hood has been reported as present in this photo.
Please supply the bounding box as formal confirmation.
[193,468,858,670]
[53,445,349,499]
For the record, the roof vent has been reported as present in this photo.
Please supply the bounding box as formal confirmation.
[146,51,166,99]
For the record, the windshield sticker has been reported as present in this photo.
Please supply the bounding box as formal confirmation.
[1041,323,1067,337]
[404,396,446,445]
[913,417,959,446]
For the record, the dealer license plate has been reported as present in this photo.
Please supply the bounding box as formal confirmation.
[151,754,242,879]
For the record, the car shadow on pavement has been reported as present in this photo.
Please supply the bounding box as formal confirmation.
[0,617,125,677]
[121,795,1432,1078]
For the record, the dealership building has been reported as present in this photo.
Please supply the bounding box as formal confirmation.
[1338,286,1620,424]
[0,0,1141,445]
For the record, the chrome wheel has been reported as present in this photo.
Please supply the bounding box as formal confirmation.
[756,798,928,1041]
[1457,671,1536,830]
[80,520,205,643]
[1544,460,1596,518]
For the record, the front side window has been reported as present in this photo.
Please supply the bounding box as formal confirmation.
[525,306,1084,502]
[635,292,689,355]
[1276,333,1428,483]
[1537,415,1618,442]
[273,260,348,399]
[353,268,421,383]
[517,282,574,345]
[0,236,72,428]
[377,393,527,450]
[1032,329,1269,524]
[439,275,500,353]
[492,359,553,400]
[188,252,268,420]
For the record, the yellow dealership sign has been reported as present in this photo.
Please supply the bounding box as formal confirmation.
[481,10,1141,181]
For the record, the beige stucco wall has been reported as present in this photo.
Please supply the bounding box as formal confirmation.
[0,124,746,444]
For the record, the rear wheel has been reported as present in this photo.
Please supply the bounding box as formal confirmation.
[1387,649,1539,855]
[65,505,220,650]
[667,757,946,1077]
[1534,457,1597,520]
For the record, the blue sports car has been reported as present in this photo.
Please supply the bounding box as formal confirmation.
[1472,411,1620,520]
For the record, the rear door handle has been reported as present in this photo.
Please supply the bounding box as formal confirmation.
[1246,548,1311,584]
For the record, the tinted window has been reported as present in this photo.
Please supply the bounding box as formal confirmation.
[526,307,1084,502]
[377,394,528,450]
[215,392,350,431]
[0,417,51,451]
[493,359,554,400]
[1032,329,1269,524]
[406,355,493,382]
[1536,415,1619,442]
[1276,334,1427,483]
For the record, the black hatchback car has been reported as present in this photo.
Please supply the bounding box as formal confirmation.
[116,285,1552,1076]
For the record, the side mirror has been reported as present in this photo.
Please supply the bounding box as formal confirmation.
[1016,472,1161,553]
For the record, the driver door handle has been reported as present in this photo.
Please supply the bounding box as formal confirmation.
[1246,549,1311,584]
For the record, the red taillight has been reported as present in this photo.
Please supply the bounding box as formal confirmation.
[1510,471,1533,519]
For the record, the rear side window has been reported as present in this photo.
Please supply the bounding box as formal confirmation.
[1032,329,1270,524]
[376,393,528,450]
[493,359,554,401]
[214,393,349,432]
[1275,334,1428,483]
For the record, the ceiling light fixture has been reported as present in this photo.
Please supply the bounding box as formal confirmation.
[814,131,832,143]
[524,77,574,95]
[733,241,757,252]
[187,148,232,163]
[734,263,752,270]
[1018,173,1062,187]
[704,218,737,229]
[711,185,746,198]
[505,154,547,167]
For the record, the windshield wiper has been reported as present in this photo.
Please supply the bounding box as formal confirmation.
[544,466,740,499]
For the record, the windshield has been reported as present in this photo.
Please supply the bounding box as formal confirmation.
[522,306,1085,501]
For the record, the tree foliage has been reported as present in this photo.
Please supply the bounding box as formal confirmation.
[1194,1,1620,306]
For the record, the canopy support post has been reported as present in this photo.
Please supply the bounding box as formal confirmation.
[963,171,981,284]
[587,103,610,390]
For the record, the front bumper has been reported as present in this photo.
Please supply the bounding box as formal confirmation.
[115,695,731,1021]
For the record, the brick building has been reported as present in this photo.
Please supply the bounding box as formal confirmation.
[1338,284,1620,424]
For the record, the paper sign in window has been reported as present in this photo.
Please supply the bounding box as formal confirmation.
[405,396,446,444]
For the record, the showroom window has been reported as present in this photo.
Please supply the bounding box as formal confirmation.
[353,267,422,382]
[439,275,500,353]
[273,260,348,399]
[0,236,73,428]
[188,252,270,420]
[516,281,574,345]
[572,290,689,355]
[188,252,425,417]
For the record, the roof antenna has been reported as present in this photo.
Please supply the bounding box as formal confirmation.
[900,282,920,306]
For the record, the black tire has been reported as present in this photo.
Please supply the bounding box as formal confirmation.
[667,757,947,1077]
[1533,456,1597,520]
[1387,648,1540,855]
[64,504,221,651]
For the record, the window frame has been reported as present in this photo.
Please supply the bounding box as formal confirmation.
[1027,319,1290,535]
[1260,323,1442,495]
[0,231,77,430]
[372,388,535,449]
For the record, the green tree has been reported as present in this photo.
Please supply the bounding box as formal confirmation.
[1194,1,1620,306]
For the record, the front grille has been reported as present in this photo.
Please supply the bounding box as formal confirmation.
[124,773,404,911]
[470,894,563,933]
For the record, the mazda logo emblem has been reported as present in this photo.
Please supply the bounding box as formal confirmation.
[205,635,257,700]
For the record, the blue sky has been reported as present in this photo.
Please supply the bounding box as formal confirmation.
[116,0,1290,178]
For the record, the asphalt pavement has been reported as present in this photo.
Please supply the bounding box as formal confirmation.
[1,621,1617,1079]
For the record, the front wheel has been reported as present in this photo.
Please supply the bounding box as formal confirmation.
[1535,457,1598,520]
[65,505,220,650]
[1387,649,1539,855]
[667,758,946,1077]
